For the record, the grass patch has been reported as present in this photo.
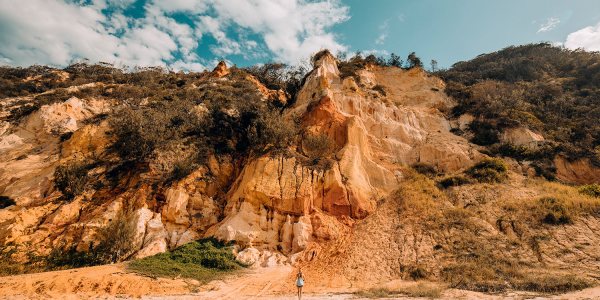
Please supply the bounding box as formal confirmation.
[128,238,244,283]
[355,282,444,299]
[442,258,592,294]
[502,180,600,227]
[538,197,572,225]
[511,272,592,293]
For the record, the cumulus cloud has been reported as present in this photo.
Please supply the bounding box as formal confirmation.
[564,21,600,51]
[207,0,350,63]
[537,17,560,33]
[0,0,350,70]
[375,19,390,45]
[0,0,205,70]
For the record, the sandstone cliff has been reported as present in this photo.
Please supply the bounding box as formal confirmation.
[0,52,598,280]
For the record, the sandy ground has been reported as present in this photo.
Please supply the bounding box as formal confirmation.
[1,264,599,299]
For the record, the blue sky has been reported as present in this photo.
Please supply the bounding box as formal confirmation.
[1,0,599,71]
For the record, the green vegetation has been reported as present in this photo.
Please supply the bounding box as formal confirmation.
[108,69,297,167]
[407,52,423,69]
[303,133,331,162]
[579,184,600,198]
[436,158,507,188]
[128,238,244,283]
[438,43,600,175]
[411,162,438,177]
[337,51,423,79]
[438,175,471,188]
[0,195,16,209]
[0,63,208,122]
[465,158,508,183]
[0,212,138,275]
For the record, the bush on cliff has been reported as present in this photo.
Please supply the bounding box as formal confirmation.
[107,73,298,183]
[411,162,438,177]
[0,196,16,209]
[54,161,92,200]
[438,43,600,170]
[466,158,508,183]
[46,212,137,269]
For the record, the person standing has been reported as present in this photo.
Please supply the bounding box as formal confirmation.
[296,268,305,300]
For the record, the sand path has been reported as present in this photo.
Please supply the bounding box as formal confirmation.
[1,264,599,299]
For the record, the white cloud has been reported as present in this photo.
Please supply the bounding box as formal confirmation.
[149,0,207,13]
[362,49,389,57]
[375,33,387,45]
[537,17,560,33]
[564,21,600,51]
[0,0,206,70]
[206,0,350,64]
[375,19,390,45]
[0,0,349,69]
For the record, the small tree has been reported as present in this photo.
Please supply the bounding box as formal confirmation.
[96,212,138,263]
[388,53,403,68]
[407,52,423,69]
[430,59,438,72]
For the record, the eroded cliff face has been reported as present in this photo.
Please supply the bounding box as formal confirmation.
[5,53,593,269]
[205,53,485,262]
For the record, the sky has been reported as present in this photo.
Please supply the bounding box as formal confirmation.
[0,0,599,71]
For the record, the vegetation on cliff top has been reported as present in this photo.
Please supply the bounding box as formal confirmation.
[437,43,600,173]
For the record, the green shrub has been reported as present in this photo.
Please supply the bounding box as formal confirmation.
[469,120,500,146]
[128,238,243,283]
[54,161,90,200]
[411,162,437,177]
[579,184,600,198]
[409,265,428,280]
[466,158,508,183]
[538,197,572,225]
[438,176,471,188]
[0,196,16,209]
